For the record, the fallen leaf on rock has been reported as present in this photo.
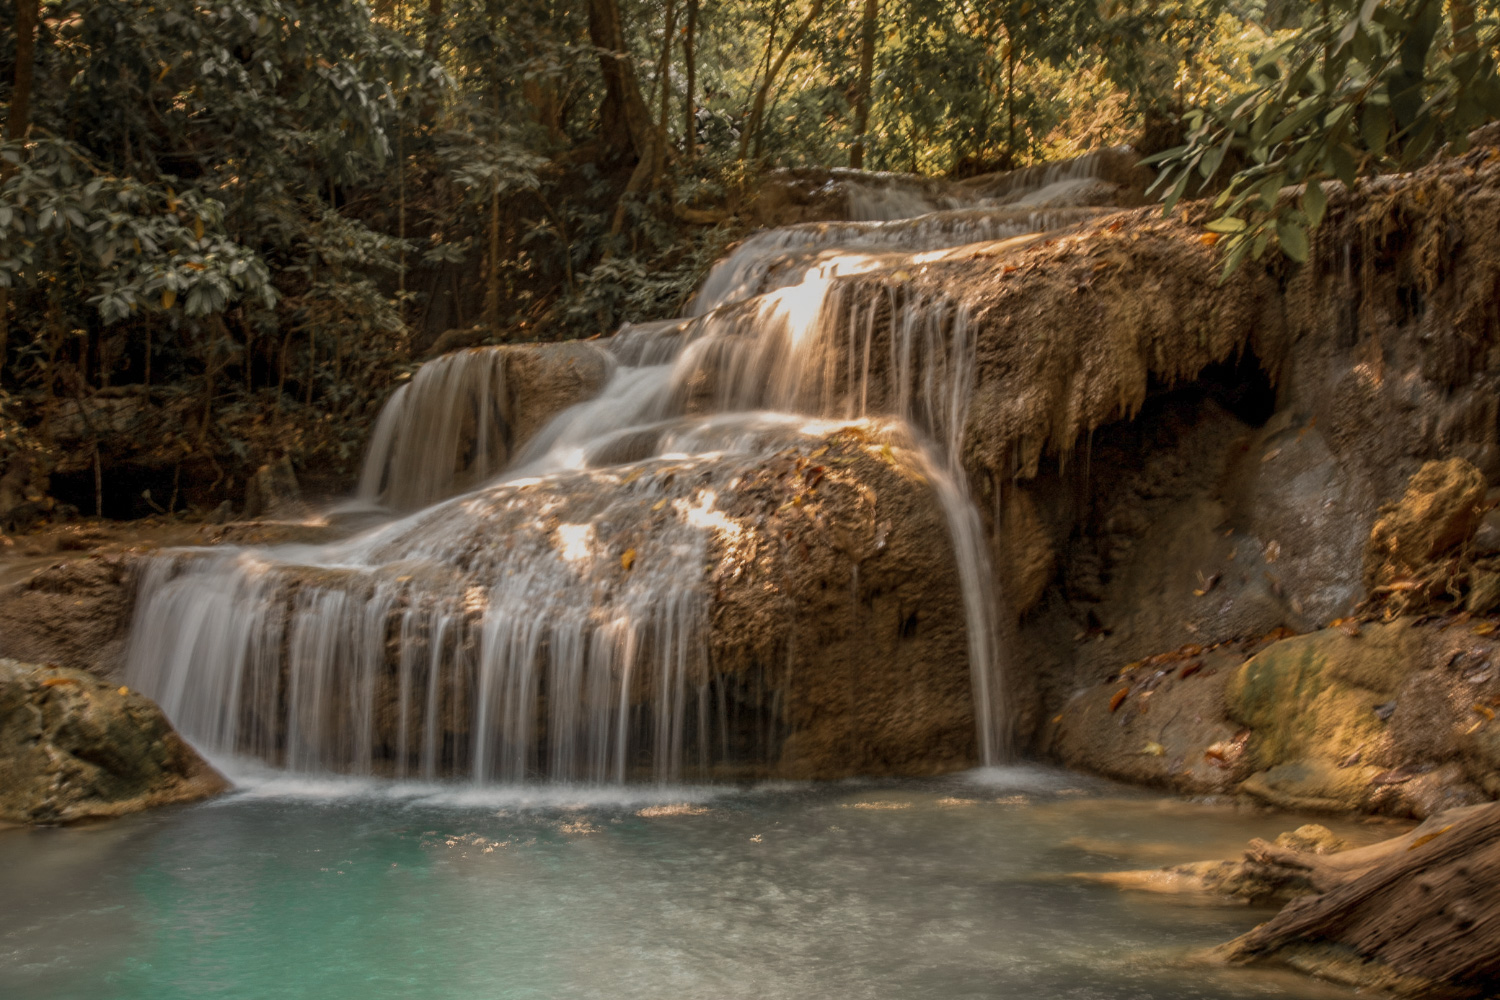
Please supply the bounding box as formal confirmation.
[1472,703,1496,720]
[1474,621,1497,636]
[1179,661,1203,679]
[1204,743,1234,766]
[1407,824,1453,851]
[1140,741,1166,757]
[1109,687,1130,712]
[621,548,636,571]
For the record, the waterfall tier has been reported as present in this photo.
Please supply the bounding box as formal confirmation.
[121,155,1131,782]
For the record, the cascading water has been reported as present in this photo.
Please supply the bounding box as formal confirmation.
[125,159,1114,783]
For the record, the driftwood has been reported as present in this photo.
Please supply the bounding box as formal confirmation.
[1218,802,1500,996]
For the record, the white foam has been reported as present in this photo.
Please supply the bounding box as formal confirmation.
[207,755,731,811]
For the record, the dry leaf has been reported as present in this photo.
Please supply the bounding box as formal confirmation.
[1407,825,1453,851]
[621,548,636,571]
[1140,741,1166,756]
[1108,687,1130,712]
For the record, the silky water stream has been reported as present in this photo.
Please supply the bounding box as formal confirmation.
[2,167,1377,999]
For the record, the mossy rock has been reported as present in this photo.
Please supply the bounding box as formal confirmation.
[1226,622,1428,810]
[0,659,226,824]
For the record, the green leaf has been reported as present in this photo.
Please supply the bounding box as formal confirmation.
[1360,103,1390,156]
[1303,179,1328,229]
[1205,216,1248,234]
[1277,218,1310,263]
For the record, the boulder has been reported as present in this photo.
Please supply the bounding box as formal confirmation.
[0,658,226,825]
[1364,458,1487,590]
[241,455,307,520]
[1049,618,1500,816]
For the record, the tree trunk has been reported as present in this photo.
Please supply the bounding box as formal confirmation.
[683,0,698,161]
[422,0,444,125]
[1005,27,1017,165]
[588,0,658,165]
[484,184,500,331]
[656,0,677,138]
[589,0,664,238]
[850,0,878,169]
[8,0,38,143]
[1218,802,1500,993]
[739,0,825,161]
[1,0,40,381]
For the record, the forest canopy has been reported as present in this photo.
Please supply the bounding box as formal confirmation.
[0,0,1496,516]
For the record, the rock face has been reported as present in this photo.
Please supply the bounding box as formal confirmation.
[947,134,1500,784]
[0,658,226,824]
[0,555,136,680]
[1049,618,1500,817]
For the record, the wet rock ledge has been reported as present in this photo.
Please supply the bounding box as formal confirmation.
[0,658,226,825]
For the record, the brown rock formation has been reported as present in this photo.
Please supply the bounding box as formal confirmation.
[0,555,136,680]
[1048,617,1500,816]
[1365,458,1487,590]
[0,658,226,825]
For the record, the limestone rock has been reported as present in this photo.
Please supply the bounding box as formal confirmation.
[0,658,226,825]
[997,486,1054,615]
[132,421,978,780]
[241,455,307,521]
[0,555,136,679]
[1052,618,1500,816]
[1364,458,1486,590]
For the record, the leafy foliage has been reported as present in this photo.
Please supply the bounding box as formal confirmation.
[1148,0,1500,273]
[1,0,1495,518]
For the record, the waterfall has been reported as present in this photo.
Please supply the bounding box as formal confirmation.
[123,162,1102,782]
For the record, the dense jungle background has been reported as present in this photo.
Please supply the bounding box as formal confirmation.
[0,0,1497,523]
